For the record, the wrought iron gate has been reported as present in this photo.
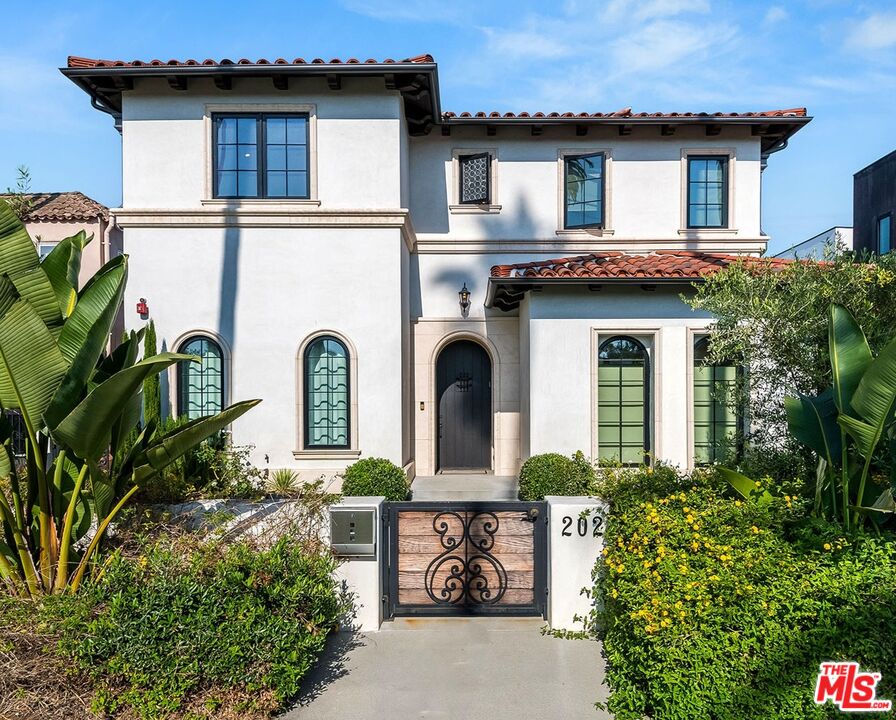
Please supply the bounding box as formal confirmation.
[382,501,547,618]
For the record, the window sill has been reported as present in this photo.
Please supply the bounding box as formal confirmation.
[201,198,322,207]
[555,228,614,237]
[678,228,737,235]
[292,448,361,461]
[449,204,502,214]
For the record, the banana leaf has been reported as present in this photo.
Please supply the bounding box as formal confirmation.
[839,334,896,459]
[784,389,841,465]
[716,466,773,505]
[41,230,90,316]
[829,304,872,418]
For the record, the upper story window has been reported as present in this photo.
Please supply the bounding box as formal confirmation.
[213,113,309,199]
[688,156,728,228]
[878,214,892,254]
[564,152,604,229]
[458,153,491,204]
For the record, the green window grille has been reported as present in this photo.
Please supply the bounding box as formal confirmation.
[304,336,350,448]
[687,156,728,228]
[177,336,224,420]
[693,337,740,464]
[598,337,649,465]
[564,152,604,229]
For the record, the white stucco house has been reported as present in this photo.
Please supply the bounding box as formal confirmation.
[774,226,853,259]
[62,54,809,481]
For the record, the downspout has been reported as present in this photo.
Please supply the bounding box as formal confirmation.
[91,95,122,133]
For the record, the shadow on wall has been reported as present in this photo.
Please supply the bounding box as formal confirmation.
[218,202,241,351]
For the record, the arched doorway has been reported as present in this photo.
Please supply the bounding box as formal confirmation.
[436,340,492,471]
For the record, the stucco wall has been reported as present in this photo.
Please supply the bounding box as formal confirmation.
[27,218,106,287]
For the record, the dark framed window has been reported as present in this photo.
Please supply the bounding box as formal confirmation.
[177,336,224,420]
[458,152,491,204]
[304,336,350,448]
[687,156,728,228]
[693,337,741,465]
[597,336,649,465]
[878,214,892,255]
[213,113,309,199]
[564,152,604,229]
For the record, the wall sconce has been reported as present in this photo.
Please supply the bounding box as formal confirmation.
[136,297,149,318]
[458,283,471,318]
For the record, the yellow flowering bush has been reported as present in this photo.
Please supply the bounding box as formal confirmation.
[590,464,896,720]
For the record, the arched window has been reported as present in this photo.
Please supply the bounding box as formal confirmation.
[177,336,224,420]
[693,337,740,464]
[598,336,649,465]
[304,336,350,448]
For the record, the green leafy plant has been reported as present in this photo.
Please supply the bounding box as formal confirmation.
[518,451,596,500]
[341,457,409,500]
[268,467,301,497]
[4,166,32,220]
[142,319,161,427]
[0,200,259,596]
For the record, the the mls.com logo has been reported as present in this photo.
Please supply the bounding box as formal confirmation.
[814,662,892,712]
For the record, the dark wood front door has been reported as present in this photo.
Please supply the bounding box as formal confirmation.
[436,341,491,471]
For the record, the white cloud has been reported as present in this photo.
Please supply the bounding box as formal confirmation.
[846,11,896,50]
[763,6,789,27]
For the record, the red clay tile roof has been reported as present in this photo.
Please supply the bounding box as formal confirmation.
[445,108,807,120]
[0,192,109,222]
[67,55,434,68]
[490,251,793,280]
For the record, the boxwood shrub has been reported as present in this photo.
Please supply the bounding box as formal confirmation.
[341,457,409,501]
[518,451,596,500]
[591,464,896,720]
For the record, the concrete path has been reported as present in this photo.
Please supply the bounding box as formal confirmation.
[411,475,519,501]
[284,618,609,720]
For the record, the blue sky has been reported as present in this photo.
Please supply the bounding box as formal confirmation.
[2,0,895,253]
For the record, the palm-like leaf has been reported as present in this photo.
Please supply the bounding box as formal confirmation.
[784,389,841,465]
[41,230,90,316]
[829,304,872,417]
[839,335,896,458]
[716,467,773,505]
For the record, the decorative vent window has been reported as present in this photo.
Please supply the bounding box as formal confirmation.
[693,337,740,465]
[305,337,350,448]
[564,153,604,229]
[597,337,649,465]
[214,113,309,199]
[688,156,728,228]
[878,214,892,254]
[458,153,491,204]
[177,336,224,420]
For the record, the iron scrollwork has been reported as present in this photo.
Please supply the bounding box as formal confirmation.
[425,511,508,605]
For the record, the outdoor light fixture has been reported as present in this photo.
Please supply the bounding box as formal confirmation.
[136,297,149,318]
[458,283,471,318]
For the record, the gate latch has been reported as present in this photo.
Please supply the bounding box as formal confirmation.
[525,507,540,522]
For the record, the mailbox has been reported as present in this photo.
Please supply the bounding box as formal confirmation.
[330,507,376,556]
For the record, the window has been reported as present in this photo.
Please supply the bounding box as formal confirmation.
[564,153,604,229]
[688,156,728,228]
[458,153,491,204]
[597,337,649,465]
[213,113,309,199]
[177,336,224,420]
[693,337,740,464]
[38,242,57,260]
[304,336,350,448]
[878,214,892,255]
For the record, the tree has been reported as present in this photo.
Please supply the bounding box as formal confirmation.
[0,199,259,596]
[4,166,32,220]
[142,319,161,426]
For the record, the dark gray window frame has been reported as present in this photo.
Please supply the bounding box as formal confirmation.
[597,335,650,466]
[177,335,225,419]
[877,213,892,255]
[693,336,744,465]
[212,112,310,199]
[687,155,729,229]
[458,152,492,205]
[564,152,605,230]
[303,335,351,450]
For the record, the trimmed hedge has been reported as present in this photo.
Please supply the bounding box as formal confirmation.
[341,457,409,501]
[591,464,896,720]
[518,451,596,500]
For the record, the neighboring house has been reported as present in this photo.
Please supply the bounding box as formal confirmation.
[62,54,809,478]
[0,191,122,285]
[853,149,896,256]
[774,226,853,259]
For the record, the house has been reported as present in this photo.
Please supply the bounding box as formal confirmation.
[774,226,853,259]
[62,55,809,480]
[0,191,121,285]
[853,149,896,256]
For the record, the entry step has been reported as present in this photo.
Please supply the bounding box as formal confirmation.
[411,475,519,501]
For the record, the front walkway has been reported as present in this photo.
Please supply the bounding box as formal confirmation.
[286,618,609,719]
[411,474,519,500]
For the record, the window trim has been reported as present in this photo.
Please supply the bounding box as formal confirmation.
[449,148,500,213]
[595,334,651,466]
[203,103,318,204]
[877,213,892,255]
[176,334,227,419]
[691,335,744,465]
[679,148,736,234]
[563,151,606,230]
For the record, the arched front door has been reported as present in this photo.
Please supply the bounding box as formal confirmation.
[436,340,492,471]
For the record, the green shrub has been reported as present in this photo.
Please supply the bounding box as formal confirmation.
[518,451,596,500]
[63,536,349,719]
[341,457,409,500]
[591,464,896,720]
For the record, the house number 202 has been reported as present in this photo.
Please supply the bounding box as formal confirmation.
[561,514,603,538]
